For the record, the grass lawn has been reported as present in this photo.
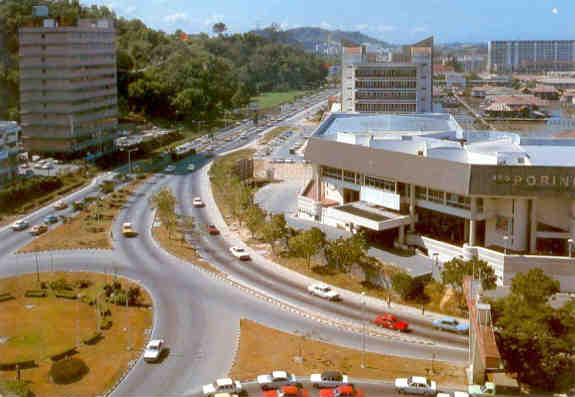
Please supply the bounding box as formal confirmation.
[253,90,310,110]
[229,319,467,387]
[0,272,152,397]
[18,177,147,253]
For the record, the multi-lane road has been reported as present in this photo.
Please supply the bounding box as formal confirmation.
[0,91,469,397]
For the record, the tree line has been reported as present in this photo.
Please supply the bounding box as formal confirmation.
[0,0,328,122]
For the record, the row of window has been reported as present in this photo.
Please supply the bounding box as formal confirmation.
[355,68,417,78]
[356,80,417,89]
[356,91,417,100]
[356,103,417,112]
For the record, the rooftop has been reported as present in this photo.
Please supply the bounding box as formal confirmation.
[312,112,575,167]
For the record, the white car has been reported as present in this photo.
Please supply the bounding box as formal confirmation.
[11,219,29,231]
[395,376,437,395]
[202,378,243,396]
[307,283,340,301]
[229,246,250,261]
[257,370,297,390]
[437,392,469,397]
[187,163,196,172]
[193,197,205,207]
[164,165,176,173]
[143,339,165,362]
[310,371,348,388]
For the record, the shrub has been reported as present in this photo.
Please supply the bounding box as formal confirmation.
[49,278,73,291]
[54,291,77,300]
[0,380,33,397]
[50,347,77,362]
[82,332,102,345]
[100,319,112,330]
[0,359,36,371]
[74,279,92,289]
[50,358,88,384]
[24,290,47,298]
[0,293,14,302]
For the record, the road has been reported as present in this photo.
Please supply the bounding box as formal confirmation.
[0,89,469,397]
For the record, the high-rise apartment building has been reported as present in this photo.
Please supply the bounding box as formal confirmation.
[488,40,575,74]
[341,37,433,113]
[19,17,118,157]
[0,121,20,187]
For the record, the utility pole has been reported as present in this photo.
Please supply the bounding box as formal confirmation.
[35,254,40,284]
[126,290,132,351]
[361,291,366,369]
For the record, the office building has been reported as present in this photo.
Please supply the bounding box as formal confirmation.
[19,17,118,157]
[298,112,575,290]
[0,121,20,186]
[341,37,433,113]
[488,40,575,74]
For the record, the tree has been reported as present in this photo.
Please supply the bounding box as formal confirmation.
[510,267,560,305]
[324,232,367,273]
[391,272,415,300]
[441,256,496,292]
[245,205,266,238]
[212,22,228,36]
[289,227,326,270]
[261,213,288,254]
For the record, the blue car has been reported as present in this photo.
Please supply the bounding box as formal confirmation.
[432,317,469,334]
[43,214,59,224]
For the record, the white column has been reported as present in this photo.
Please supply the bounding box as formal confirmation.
[398,225,405,245]
[314,164,321,202]
[529,199,537,254]
[469,197,477,246]
[409,184,416,232]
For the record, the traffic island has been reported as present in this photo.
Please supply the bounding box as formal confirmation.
[0,272,153,397]
[229,319,467,388]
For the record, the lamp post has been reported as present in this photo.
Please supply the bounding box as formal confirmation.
[361,291,366,369]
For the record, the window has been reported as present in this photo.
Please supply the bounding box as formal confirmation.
[415,186,427,200]
[343,170,355,183]
[428,189,444,203]
[365,175,395,192]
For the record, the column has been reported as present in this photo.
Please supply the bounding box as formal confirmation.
[409,184,416,232]
[314,164,321,202]
[469,197,477,246]
[529,199,537,254]
[398,225,405,245]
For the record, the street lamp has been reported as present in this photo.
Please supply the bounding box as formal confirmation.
[122,147,138,175]
[361,291,366,369]
[568,238,573,258]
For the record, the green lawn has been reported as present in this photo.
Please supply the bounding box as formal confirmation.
[253,90,311,110]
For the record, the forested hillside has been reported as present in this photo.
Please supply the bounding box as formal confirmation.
[0,0,328,122]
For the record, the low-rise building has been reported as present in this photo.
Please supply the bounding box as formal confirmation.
[445,72,466,89]
[0,121,21,187]
[528,84,560,100]
[298,112,575,290]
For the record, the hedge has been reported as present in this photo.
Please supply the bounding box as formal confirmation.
[0,293,14,302]
[54,291,77,300]
[82,332,102,345]
[0,176,63,211]
[100,319,112,330]
[0,359,36,371]
[50,357,88,384]
[50,347,77,362]
[0,380,33,397]
[24,290,47,298]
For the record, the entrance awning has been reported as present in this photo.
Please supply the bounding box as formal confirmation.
[325,201,412,231]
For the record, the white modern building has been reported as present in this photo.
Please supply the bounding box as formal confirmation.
[298,112,575,290]
[488,40,575,74]
[341,38,433,114]
[0,121,20,187]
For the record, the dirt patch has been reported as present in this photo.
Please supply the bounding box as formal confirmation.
[18,177,147,253]
[230,319,467,387]
[0,272,152,397]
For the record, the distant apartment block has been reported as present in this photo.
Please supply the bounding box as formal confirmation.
[341,37,433,113]
[457,54,486,73]
[0,121,20,186]
[488,40,575,74]
[19,17,118,157]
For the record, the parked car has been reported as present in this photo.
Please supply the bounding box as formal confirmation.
[143,339,165,363]
[187,163,196,172]
[438,392,469,397]
[53,201,68,210]
[164,165,176,173]
[373,313,409,332]
[43,214,59,224]
[310,371,348,388]
[468,382,496,397]
[206,224,220,235]
[394,376,437,395]
[319,384,364,397]
[432,317,469,334]
[122,222,137,237]
[307,283,340,301]
[263,385,308,397]
[193,197,205,207]
[257,370,297,390]
[11,220,29,231]
[202,378,243,396]
[229,246,250,261]
[29,224,48,236]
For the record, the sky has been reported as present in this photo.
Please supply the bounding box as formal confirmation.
[84,0,575,44]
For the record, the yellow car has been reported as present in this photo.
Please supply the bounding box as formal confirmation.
[122,222,137,237]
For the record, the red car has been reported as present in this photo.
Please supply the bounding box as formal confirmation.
[263,385,309,397]
[206,224,220,235]
[373,313,409,332]
[319,385,364,397]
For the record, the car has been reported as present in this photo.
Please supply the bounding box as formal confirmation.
[263,385,308,397]
[468,382,495,397]
[164,165,176,173]
[229,246,250,260]
[310,371,348,388]
[438,392,469,397]
[257,370,297,390]
[202,378,243,396]
[43,214,59,224]
[122,222,137,237]
[53,201,68,210]
[319,384,364,397]
[373,313,409,332]
[11,220,30,231]
[432,317,469,334]
[307,283,340,301]
[143,339,165,362]
[394,376,437,395]
[29,224,48,236]
[207,224,220,235]
[187,163,196,172]
[193,197,205,207]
